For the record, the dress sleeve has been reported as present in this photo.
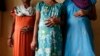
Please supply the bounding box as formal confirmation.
[90,0,96,5]
[36,2,42,12]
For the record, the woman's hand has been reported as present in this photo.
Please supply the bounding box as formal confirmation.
[21,26,33,33]
[45,16,60,27]
[8,36,14,47]
[30,40,36,50]
[74,9,88,17]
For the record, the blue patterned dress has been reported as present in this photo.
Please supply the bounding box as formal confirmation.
[35,1,63,56]
[64,0,96,56]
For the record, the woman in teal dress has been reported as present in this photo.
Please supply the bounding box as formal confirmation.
[64,0,96,56]
[31,0,64,56]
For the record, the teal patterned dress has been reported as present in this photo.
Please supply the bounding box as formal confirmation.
[35,1,63,56]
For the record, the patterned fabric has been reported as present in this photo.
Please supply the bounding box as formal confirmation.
[64,0,95,56]
[14,5,35,16]
[35,1,63,56]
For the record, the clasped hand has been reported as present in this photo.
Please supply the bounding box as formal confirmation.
[45,16,60,27]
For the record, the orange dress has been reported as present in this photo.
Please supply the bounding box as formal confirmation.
[13,15,35,56]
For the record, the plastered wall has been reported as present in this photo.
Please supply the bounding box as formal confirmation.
[0,0,100,56]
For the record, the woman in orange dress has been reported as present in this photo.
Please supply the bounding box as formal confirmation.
[8,0,35,56]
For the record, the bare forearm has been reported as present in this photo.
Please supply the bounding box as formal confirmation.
[32,11,40,41]
[9,21,15,39]
[33,22,38,41]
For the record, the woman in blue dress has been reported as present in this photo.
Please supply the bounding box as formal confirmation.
[64,0,96,56]
[31,0,64,56]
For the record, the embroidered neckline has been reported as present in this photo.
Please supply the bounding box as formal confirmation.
[14,5,35,16]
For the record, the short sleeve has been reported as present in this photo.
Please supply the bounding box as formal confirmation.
[36,2,42,11]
